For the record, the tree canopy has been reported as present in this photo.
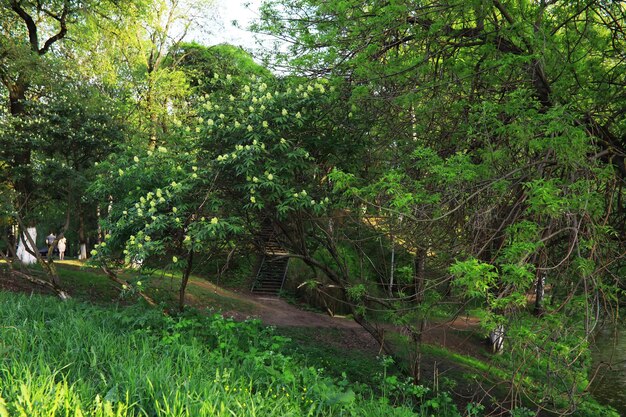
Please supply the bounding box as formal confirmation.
[1,1,625,415]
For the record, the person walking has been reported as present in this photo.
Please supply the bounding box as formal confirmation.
[46,232,56,247]
[57,236,67,260]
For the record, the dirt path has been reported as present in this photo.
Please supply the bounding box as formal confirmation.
[244,295,485,357]
[187,279,363,328]
[0,266,485,358]
[242,296,363,327]
[186,279,486,359]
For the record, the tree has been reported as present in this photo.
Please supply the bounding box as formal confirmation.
[173,42,272,97]
[87,0,215,149]
[88,41,275,311]
[256,0,625,412]
[0,0,138,192]
[0,76,126,294]
[0,0,141,293]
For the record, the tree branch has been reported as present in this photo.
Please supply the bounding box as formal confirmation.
[9,0,40,52]
[38,1,69,55]
[100,264,158,307]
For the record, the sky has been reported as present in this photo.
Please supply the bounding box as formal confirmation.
[202,0,266,50]
[183,0,287,71]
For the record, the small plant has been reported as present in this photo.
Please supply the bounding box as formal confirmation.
[466,402,485,417]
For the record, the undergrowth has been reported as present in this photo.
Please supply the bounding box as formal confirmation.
[0,291,467,417]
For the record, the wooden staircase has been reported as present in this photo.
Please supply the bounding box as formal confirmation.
[251,224,290,296]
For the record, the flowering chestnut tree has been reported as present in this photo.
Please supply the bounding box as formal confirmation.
[89,74,347,310]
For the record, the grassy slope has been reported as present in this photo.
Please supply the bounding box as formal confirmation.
[53,260,255,313]
[1,262,617,417]
[0,290,422,417]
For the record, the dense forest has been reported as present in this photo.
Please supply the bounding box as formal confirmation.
[1,1,625,416]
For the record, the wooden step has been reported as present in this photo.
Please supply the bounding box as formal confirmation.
[251,254,290,295]
[251,224,290,295]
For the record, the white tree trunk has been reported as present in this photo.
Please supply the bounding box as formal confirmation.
[489,325,505,354]
[79,243,87,260]
[16,227,37,265]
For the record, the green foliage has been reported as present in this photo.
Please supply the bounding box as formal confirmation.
[346,283,367,301]
[276,327,382,382]
[450,259,498,300]
[194,75,348,217]
[0,83,122,188]
[0,291,424,417]
[173,43,272,98]
[88,73,350,293]
[494,312,620,417]
[1,0,625,414]
[255,2,626,413]
[524,179,566,217]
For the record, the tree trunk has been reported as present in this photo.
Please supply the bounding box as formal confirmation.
[12,270,70,300]
[409,320,427,384]
[178,251,194,312]
[534,249,548,317]
[78,209,87,260]
[411,248,428,383]
[4,225,17,258]
[146,73,158,150]
[15,223,66,298]
[16,227,37,265]
[96,205,102,245]
[534,272,546,317]
[414,248,426,303]
[489,325,505,354]
[9,82,35,209]
[9,88,26,115]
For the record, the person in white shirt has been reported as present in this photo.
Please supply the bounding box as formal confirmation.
[57,236,67,260]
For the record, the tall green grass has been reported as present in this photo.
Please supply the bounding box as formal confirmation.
[0,291,424,417]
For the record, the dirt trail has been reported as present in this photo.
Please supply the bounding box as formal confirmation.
[244,296,363,328]
[188,278,363,328]
[0,267,484,358]
[187,279,485,358]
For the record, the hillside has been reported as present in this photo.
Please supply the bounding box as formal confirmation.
[0,289,428,417]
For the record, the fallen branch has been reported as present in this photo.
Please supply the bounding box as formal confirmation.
[11,270,70,300]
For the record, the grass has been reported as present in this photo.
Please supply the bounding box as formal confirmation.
[375,324,619,417]
[48,262,256,313]
[3,262,615,417]
[421,345,509,382]
[275,327,385,384]
[0,268,536,417]
[142,269,256,313]
[0,291,425,417]
[56,262,120,301]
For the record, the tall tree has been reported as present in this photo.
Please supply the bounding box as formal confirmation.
[87,0,215,149]
[0,0,138,194]
[256,0,626,412]
[0,0,140,293]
